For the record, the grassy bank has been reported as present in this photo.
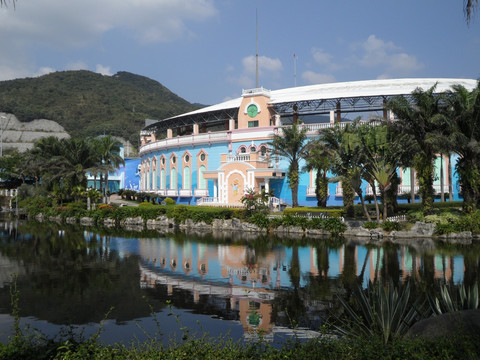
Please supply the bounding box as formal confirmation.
[1,330,479,359]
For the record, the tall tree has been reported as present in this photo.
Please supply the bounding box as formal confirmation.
[95,135,125,203]
[271,122,308,207]
[303,139,332,207]
[53,137,97,190]
[387,86,445,215]
[320,121,367,218]
[437,82,480,212]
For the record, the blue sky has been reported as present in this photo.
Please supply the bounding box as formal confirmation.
[1,1,479,105]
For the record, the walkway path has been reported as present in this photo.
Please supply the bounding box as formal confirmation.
[109,194,139,207]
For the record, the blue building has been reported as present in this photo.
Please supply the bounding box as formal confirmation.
[138,78,477,207]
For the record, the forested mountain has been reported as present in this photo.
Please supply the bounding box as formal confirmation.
[0,70,202,148]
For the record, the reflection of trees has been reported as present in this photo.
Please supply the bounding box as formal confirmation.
[380,243,401,287]
[340,244,357,296]
[0,222,163,325]
[272,246,306,328]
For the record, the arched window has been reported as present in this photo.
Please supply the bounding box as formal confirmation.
[239,146,246,154]
[170,168,177,189]
[160,169,166,189]
[199,165,206,189]
[260,145,267,156]
[148,159,153,190]
[183,166,191,189]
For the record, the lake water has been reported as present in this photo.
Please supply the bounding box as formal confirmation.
[0,220,478,345]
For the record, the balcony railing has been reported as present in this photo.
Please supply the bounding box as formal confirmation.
[194,189,209,197]
[140,131,230,155]
[178,189,192,197]
[145,189,166,196]
[166,189,178,197]
[227,154,251,162]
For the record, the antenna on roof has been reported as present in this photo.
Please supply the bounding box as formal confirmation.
[256,8,259,88]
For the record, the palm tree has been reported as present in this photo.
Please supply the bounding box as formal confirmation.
[387,85,445,215]
[370,159,396,220]
[320,120,372,219]
[29,136,64,189]
[95,135,125,203]
[53,137,97,190]
[271,122,308,207]
[303,139,332,207]
[320,123,357,217]
[465,0,478,24]
[438,82,480,212]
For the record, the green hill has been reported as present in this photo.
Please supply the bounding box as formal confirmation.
[0,70,201,148]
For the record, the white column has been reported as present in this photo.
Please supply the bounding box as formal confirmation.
[330,110,335,124]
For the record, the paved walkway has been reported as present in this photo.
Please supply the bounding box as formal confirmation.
[109,194,139,207]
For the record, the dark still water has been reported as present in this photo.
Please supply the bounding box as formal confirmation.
[0,220,478,345]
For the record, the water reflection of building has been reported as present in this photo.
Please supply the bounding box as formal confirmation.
[140,264,275,337]
[136,238,467,291]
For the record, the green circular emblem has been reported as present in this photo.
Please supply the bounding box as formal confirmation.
[247,104,259,118]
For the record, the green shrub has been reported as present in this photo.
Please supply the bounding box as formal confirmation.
[284,207,343,218]
[363,221,379,230]
[269,216,283,229]
[280,214,298,227]
[138,201,155,207]
[308,217,325,229]
[18,196,52,215]
[453,212,480,233]
[247,212,270,229]
[163,197,176,205]
[172,205,189,224]
[381,221,401,232]
[322,217,347,235]
[435,223,456,235]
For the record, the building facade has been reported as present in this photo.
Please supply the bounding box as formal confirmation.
[138,78,477,207]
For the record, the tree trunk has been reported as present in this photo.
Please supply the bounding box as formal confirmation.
[448,154,453,202]
[370,181,380,222]
[410,167,415,203]
[104,172,109,204]
[342,176,355,218]
[356,187,371,221]
[440,154,444,202]
[383,189,388,220]
[315,170,328,207]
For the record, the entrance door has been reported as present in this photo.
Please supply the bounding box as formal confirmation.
[228,174,244,204]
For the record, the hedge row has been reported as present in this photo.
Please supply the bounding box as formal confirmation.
[283,207,344,218]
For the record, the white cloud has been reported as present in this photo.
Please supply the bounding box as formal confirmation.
[312,48,333,66]
[96,64,112,76]
[65,61,88,71]
[0,0,218,80]
[311,47,341,72]
[35,67,56,77]
[0,0,218,47]
[228,55,283,88]
[353,34,423,77]
[302,71,336,85]
[242,55,283,75]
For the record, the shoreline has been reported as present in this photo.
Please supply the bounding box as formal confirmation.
[31,213,480,247]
